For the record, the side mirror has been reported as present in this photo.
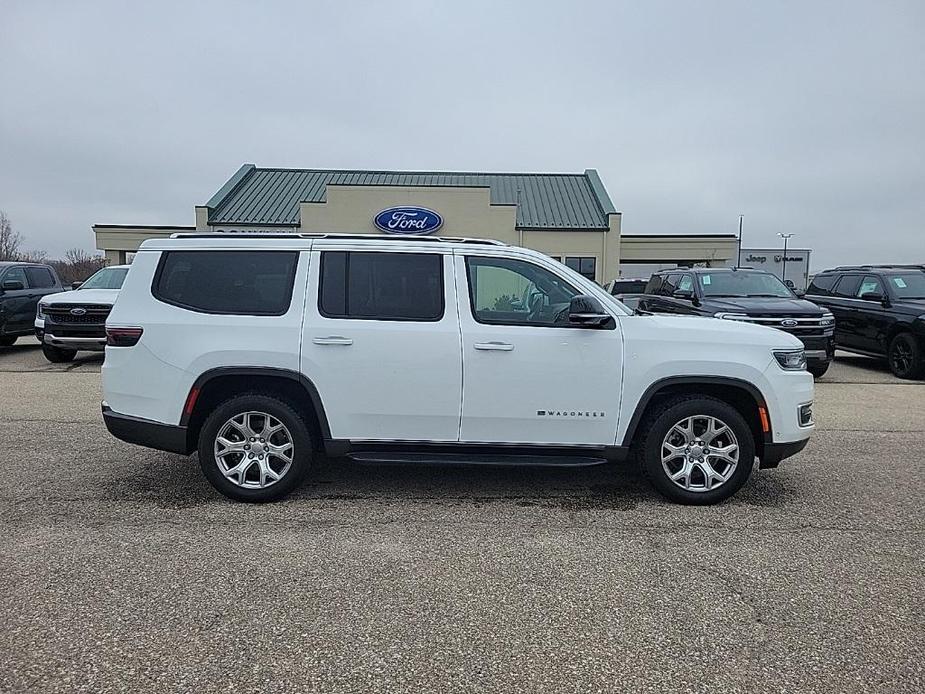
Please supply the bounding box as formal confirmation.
[71,281,83,290]
[2,280,24,291]
[568,295,614,329]
[860,291,889,305]
[794,288,806,298]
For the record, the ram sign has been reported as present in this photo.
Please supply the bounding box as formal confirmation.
[740,248,812,290]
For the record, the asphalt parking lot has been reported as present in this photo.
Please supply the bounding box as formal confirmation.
[1,337,923,693]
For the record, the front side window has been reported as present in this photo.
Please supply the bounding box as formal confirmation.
[564,256,597,281]
[698,272,793,298]
[319,251,444,321]
[1,267,27,287]
[677,275,694,292]
[884,272,925,299]
[153,251,298,315]
[465,256,579,326]
[856,275,884,298]
[81,266,128,290]
[25,267,56,288]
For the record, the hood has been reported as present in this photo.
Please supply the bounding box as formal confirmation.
[40,288,121,306]
[631,314,804,350]
[703,296,825,316]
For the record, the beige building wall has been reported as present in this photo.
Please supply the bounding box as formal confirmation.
[620,235,737,266]
[93,225,194,264]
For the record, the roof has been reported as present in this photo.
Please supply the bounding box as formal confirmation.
[205,164,617,230]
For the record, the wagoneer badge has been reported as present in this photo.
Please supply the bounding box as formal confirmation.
[374,206,443,235]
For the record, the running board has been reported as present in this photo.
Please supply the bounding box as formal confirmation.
[345,452,610,467]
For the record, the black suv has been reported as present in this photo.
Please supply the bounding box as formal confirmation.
[636,268,835,378]
[805,266,925,379]
[0,261,64,346]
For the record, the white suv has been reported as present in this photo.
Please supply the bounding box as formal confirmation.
[102,234,814,504]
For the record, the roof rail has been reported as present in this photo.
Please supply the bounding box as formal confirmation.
[827,264,925,272]
[168,232,507,246]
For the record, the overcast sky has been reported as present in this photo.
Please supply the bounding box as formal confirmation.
[1,0,922,269]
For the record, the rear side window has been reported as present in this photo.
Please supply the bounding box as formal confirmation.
[153,251,298,315]
[833,274,862,298]
[319,251,444,321]
[807,274,837,296]
[25,267,56,288]
[644,276,663,294]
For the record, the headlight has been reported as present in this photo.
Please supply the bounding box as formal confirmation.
[819,312,834,328]
[714,312,750,321]
[37,303,47,319]
[773,349,807,370]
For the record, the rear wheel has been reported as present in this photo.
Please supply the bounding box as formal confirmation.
[807,362,829,379]
[636,395,755,505]
[42,344,76,362]
[198,393,312,502]
[888,333,924,380]
[0,336,16,347]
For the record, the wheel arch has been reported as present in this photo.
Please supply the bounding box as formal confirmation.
[181,367,331,454]
[621,376,770,458]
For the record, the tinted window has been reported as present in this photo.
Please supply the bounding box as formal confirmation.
[465,256,579,327]
[856,275,884,298]
[565,256,596,281]
[659,274,682,296]
[319,252,443,321]
[698,271,792,298]
[25,267,56,288]
[153,251,298,315]
[644,276,663,295]
[833,275,862,298]
[807,274,837,296]
[2,267,27,287]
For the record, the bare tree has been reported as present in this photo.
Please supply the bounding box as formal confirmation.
[0,210,23,261]
[49,247,108,284]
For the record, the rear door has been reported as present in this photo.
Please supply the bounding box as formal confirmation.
[301,248,462,442]
[0,266,33,334]
[829,274,863,348]
[456,253,622,445]
[853,275,892,354]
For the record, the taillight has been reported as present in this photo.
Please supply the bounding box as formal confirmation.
[106,327,144,347]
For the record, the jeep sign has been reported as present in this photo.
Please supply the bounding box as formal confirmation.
[374,206,443,235]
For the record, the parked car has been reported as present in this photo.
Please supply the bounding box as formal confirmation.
[604,278,649,295]
[101,234,814,505]
[35,265,130,363]
[805,265,925,379]
[634,268,835,379]
[0,261,64,346]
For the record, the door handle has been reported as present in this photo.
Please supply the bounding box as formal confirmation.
[312,336,353,346]
[474,341,514,351]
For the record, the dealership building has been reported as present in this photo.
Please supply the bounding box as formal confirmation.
[94,164,740,283]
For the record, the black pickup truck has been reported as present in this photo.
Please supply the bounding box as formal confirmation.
[630,268,835,378]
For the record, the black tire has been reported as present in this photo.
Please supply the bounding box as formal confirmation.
[807,362,829,379]
[0,336,16,347]
[198,393,312,502]
[636,395,755,505]
[42,344,76,362]
[888,333,925,380]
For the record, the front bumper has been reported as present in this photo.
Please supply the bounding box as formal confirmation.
[102,404,191,454]
[759,438,810,469]
[44,333,106,351]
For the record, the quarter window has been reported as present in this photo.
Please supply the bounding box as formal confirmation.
[153,251,298,315]
[319,251,444,321]
[807,274,837,296]
[465,256,579,327]
[565,256,597,281]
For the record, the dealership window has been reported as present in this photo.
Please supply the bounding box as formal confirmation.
[465,256,579,327]
[153,251,298,315]
[319,251,444,321]
[564,256,596,281]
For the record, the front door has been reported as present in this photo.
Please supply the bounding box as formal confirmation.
[0,267,33,334]
[301,248,462,442]
[456,253,623,446]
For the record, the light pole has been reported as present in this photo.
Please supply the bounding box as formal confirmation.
[778,233,794,284]
[737,215,744,268]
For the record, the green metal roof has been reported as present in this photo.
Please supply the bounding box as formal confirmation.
[206,165,617,230]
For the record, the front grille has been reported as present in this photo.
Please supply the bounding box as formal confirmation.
[730,315,833,338]
[45,304,111,324]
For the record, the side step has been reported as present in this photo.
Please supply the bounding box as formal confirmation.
[345,452,609,467]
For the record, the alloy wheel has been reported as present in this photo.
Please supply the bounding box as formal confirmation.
[890,340,912,375]
[213,411,294,489]
[661,415,739,492]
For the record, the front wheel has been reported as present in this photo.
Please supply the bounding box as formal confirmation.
[637,395,755,505]
[888,333,924,380]
[808,362,829,379]
[198,393,313,502]
[42,344,76,362]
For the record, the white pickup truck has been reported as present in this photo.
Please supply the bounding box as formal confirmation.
[101,234,814,504]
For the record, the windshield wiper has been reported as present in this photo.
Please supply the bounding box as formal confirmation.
[706,294,747,298]
[746,294,789,298]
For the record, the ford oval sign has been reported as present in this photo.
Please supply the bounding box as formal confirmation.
[374,206,443,235]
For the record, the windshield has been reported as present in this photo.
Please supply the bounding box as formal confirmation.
[80,266,128,290]
[885,272,925,299]
[698,272,793,298]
